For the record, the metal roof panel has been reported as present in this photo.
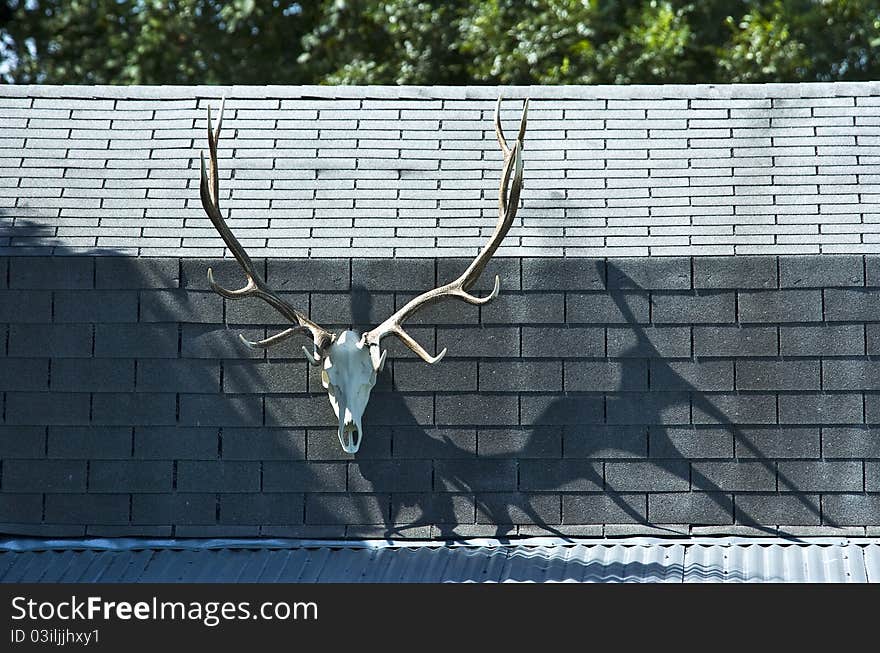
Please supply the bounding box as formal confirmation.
[863,544,880,582]
[2,538,878,583]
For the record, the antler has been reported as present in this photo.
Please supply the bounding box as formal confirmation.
[364,96,528,363]
[199,99,334,362]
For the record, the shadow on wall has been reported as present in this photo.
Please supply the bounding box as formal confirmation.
[0,214,126,256]
[0,215,62,253]
[0,235,832,538]
[0,220,324,538]
[335,260,828,539]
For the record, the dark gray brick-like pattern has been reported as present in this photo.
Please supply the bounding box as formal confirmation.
[1,255,880,538]
[1,84,880,258]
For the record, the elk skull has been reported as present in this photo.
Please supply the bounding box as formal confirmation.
[197,96,527,453]
[319,330,385,453]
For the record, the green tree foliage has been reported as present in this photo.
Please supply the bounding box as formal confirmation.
[2,0,879,84]
[718,0,880,82]
[298,0,471,84]
[0,0,319,84]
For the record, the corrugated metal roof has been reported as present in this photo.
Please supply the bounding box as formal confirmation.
[2,538,878,583]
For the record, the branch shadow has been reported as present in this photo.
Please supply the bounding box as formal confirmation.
[340,259,829,540]
[0,226,327,538]
[597,260,825,535]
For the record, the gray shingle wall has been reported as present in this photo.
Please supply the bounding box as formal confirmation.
[1,254,879,538]
[1,83,880,258]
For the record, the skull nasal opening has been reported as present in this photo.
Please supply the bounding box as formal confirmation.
[338,419,362,454]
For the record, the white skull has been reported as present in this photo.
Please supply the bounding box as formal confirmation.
[319,330,386,453]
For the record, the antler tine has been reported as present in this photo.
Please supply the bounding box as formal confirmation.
[494,96,509,155]
[205,98,224,209]
[199,100,334,353]
[364,96,528,364]
[237,329,323,366]
[494,95,529,157]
